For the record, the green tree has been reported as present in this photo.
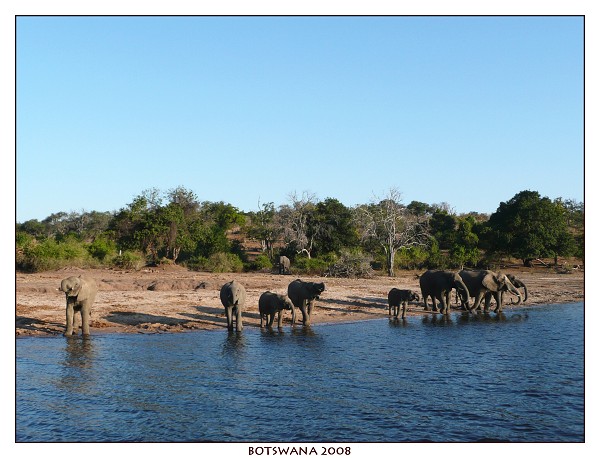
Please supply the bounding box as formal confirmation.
[311,197,359,256]
[487,190,575,266]
[246,202,281,259]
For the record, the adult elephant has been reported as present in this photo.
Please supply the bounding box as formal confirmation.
[220,280,247,332]
[258,291,294,328]
[483,273,528,311]
[458,270,522,313]
[59,276,98,336]
[287,279,325,325]
[278,256,291,275]
[419,270,470,315]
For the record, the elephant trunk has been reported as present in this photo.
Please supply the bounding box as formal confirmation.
[455,280,471,310]
[508,284,523,306]
[523,285,528,302]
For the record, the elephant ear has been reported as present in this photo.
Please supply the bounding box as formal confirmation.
[482,273,501,291]
[72,279,83,295]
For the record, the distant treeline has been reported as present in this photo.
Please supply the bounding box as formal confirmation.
[15,187,584,276]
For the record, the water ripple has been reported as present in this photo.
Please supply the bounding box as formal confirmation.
[17,302,583,442]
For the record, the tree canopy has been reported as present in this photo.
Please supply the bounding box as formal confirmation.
[16,187,584,275]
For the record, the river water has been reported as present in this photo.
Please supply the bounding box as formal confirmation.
[16,302,584,442]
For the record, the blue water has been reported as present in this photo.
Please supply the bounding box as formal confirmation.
[16,302,584,442]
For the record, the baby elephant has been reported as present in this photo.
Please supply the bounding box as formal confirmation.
[388,288,420,319]
[258,291,294,328]
[220,280,246,332]
[59,276,98,336]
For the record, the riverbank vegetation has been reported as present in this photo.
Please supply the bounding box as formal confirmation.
[16,187,583,276]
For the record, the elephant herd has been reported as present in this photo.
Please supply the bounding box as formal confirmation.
[219,279,326,331]
[397,269,528,319]
[58,269,527,336]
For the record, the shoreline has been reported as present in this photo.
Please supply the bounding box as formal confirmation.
[16,266,584,338]
[15,301,583,340]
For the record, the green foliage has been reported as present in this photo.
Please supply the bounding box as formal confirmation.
[487,190,576,265]
[425,240,447,269]
[204,252,244,273]
[311,198,360,256]
[16,187,583,274]
[326,248,374,278]
[249,254,273,272]
[292,256,329,276]
[87,236,117,261]
[112,250,145,270]
[17,237,96,272]
[394,246,429,270]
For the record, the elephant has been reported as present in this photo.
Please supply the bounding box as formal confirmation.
[59,276,98,336]
[419,270,470,315]
[287,279,325,325]
[278,256,291,274]
[258,291,294,328]
[219,280,247,332]
[458,270,523,313]
[387,289,420,319]
[482,273,528,311]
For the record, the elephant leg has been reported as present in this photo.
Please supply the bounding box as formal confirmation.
[277,311,283,328]
[401,302,407,319]
[483,294,492,313]
[308,300,314,317]
[433,296,441,313]
[389,305,392,316]
[260,313,265,328]
[300,303,310,325]
[423,296,430,311]
[439,295,448,314]
[64,304,75,336]
[235,306,243,332]
[494,291,503,313]
[268,313,275,327]
[225,306,233,330]
[81,304,90,336]
[290,306,296,325]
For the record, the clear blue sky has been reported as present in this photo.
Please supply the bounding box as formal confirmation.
[16,16,584,222]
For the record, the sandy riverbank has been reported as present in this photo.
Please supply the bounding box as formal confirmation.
[16,265,584,337]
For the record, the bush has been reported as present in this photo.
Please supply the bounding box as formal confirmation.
[112,250,145,270]
[87,237,117,261]
[17,237,97,272]
[205,252,244,273]
[249,253,273,272]
[292,256,329,276]
[395,246,429,270]
[326,249,374,278]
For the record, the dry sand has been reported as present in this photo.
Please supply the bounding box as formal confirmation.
[16,265,584,337]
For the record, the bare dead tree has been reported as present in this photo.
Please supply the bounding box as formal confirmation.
[354,188,430,277]
[279,191,318,259]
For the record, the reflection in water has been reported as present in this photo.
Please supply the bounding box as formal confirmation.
[388,318,409,328]
[17,302,583,442]
[56,336,97,397]
[221,331,247,356]
[290,325,317,337]
[63,336,95,368]
[421,314,454,326]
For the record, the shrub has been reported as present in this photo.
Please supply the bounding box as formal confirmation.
[292,256,329,276]
[183,256,207,271]
[249,253,273,272]
[112,250,145,270]
[395,246,429,270]
[205,252,244,273]
[326,248,374,278]
[87,237,117,261]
